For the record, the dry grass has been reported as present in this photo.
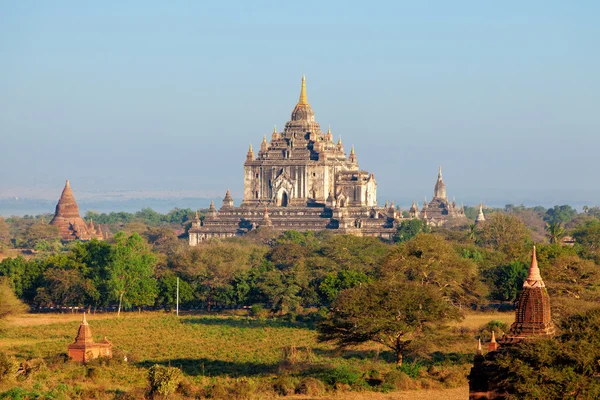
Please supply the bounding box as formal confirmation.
[0,311,509,398]
[452,311,514,329]
[286,386,468,399]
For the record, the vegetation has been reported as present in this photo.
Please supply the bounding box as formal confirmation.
[0,202,599,397]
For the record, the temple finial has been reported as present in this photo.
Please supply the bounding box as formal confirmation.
[249,143,253,152]
[438,165,443,179]
[298,75,308,105]
[328,125,331,134]
[525,246,544,286]
[82,312,87,324]
[350,145,355,155]
[273,125,277,133]
[476,338,482,355]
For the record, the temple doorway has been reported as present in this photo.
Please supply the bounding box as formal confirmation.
[280,192,289,207]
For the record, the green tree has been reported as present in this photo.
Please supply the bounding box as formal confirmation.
[545,221,566,244]
[493,308,600,399]
[393,219,430,243]
[107,232,158,316]
[382,234,486,307]
[0,278,28,320]
[572,219,600,262]
[318,280,461,365]
[318,270,371,304]
[477,213,531,259]
[484,261,528,302]
[0,218,10,250]
[544,205,577,225]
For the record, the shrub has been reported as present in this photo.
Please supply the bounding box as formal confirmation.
[273,375,297,396]
[295,377,326,396]
[319,365,366,389]
[383,370,415,390]
[397,361,423,379]
[249,304,267,319]
[148,364,183,397]
[0,352,19,383]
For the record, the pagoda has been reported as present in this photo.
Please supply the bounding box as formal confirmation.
[67,313,112,363]
[188,76,399,243]
[468,246,556,399]
[50,180,103,241]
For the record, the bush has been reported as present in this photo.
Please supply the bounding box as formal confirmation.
[148,364,183,397]
[273,375,297,396]
[397,361,423,379]
[249,304,268,319]
[383,370,415,390]
[0,352,19,383]
[295,377,326,396]
[319,365,366,389]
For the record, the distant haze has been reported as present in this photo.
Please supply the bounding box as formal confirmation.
[1,2,599,214]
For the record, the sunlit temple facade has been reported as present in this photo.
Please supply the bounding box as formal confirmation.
[188,77,469,245]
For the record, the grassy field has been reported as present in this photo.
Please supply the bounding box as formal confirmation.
[0,311,513,399]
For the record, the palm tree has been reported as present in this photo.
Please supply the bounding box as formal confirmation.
[546,222,566,244]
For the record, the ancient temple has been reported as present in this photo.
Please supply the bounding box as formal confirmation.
[420,166,467,227]
[189,76,399,244]
[67,313,112,363]
[475,203,486,224]
[468,247,556,399]
[50,180,104,241]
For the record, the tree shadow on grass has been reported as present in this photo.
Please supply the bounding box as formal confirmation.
[136,358,278,377]
[311,347,396,363]
[181,316,311,330]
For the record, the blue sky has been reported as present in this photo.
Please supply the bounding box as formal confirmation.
[1,1,599,207]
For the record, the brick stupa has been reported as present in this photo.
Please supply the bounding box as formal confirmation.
[50,180,103,241]
[468,246,556,399]
[68,313,112,363]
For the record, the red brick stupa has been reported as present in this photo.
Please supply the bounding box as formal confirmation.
[50,180,103,241]
[468,246,556,399]
[499,246,556,344]
[67,313,112,363]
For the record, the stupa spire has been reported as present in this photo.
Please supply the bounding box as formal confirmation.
[524,246,544,287]
[298,74,308,105]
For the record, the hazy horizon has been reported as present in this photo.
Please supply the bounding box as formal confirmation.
[1,2,599,208]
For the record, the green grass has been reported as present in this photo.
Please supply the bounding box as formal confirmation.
[0,311,504,398]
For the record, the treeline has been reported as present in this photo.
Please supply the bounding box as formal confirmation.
[1,203,600,318]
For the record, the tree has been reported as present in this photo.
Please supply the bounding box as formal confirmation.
[393,219,430,243]
[107,232,158,316]
[545,221,566,244]
[0,278,28,320]
[382,234,486,307]
[318,280,461,365]
[493,308,600,399]
[0,218,10,250]
[318,270,371,304]
[572,219,600,262]
[477,213,531,259]
[544,205,577,226]
[484,261,528,302]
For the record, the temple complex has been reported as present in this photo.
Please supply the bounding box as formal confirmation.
[50,180,104,241]
[419,166,468,227]
[468,247,556,399]
[189,76,400,243]
[67,313,112,363]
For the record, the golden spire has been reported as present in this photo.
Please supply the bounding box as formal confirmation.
[248,143,253,152]
[350,145,355,155]
[298,74,309,105]
[327,125,331,134]
[273,125,277,134]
